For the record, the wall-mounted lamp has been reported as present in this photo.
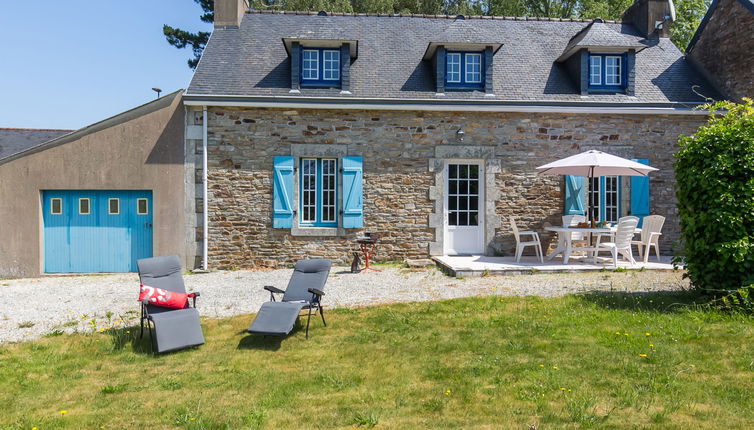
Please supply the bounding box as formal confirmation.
[456,128,465,142]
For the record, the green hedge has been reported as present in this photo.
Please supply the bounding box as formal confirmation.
[674,99,754,293]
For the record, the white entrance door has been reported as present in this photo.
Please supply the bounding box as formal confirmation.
[444,161,484,255]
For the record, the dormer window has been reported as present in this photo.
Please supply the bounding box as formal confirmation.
[445,51,484,89]
[301,48,341,87]
[588,54,626,90]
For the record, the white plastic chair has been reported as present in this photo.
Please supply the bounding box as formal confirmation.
[510,217,544,263]
[632,215,665,263]
[562,214,588,251]
[596,216,639,268]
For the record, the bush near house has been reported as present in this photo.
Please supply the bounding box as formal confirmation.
[675,99,754,294]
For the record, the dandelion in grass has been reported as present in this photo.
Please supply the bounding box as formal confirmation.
[649,344,654,348]
[615,331,621,335]
[444,389,452,396]
[639,353,648,357]
[645,332,651,336]
[59,410,67,416]
[538,364,545,368]
[560,387,566,391]
[624,333,629,337]
[190,417,196,421]
[552,366,558,370]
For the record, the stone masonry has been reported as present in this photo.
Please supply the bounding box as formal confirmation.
[193,107,706,269]
[688,0,754,101]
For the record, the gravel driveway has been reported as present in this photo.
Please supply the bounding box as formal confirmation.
[0,267,688,344]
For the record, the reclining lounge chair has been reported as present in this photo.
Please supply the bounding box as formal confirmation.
[137,255,205,353]
[247,259,331,338]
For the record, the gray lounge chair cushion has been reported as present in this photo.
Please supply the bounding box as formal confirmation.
[150,308,205,353]
[246,301,306,336]
[282,259,332,302]
[137,255,186,294]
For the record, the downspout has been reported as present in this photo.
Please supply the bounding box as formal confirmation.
[202,106,209,271]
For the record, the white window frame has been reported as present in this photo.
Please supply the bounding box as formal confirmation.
[302,49,319,81]
[465,53,482,83]
[108,198,120,215]
[322,50,340,81]
[446,53,462,83]
[321,158,337,223]
[78,198,90,215]
[604,176,619,222]
[136,198,149,215]
[50,198,62,215]
[605,56,622,86]
[301,158,318,224]
[589,55,602,86]
[588,177,601,221]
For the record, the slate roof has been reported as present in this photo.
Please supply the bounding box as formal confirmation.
[187,11,717,105]
[558,20,646,61]
[0,128,72,160]
[686,0,754,53]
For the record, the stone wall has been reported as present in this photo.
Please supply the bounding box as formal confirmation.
[688,0,754,101]
[195,107,706,269]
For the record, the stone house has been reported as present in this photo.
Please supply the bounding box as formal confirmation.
[2,0,743,277]
[182,0,719,269]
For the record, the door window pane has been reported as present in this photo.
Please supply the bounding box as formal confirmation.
[79,198,90,215]
[109,198,120,215]
[51,198,62,215]
[321,159,337,222]
[137,198,148,215]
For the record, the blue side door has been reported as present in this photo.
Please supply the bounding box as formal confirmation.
[43,190,153,273]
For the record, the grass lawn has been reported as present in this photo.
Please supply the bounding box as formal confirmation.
[1,291,753,429]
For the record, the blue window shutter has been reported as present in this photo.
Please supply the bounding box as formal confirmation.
[630,158,650,227]
[272,156,294,228]
[342,156,363,228]
[563,175,585,215]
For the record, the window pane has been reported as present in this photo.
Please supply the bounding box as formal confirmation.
[446,53,461,83]
[459,196,468,210]
[469,164,479,179]
[323,50,340,81]
[302,50,319,80]
[449,179,457,195]
[51,198,62,214]
[469,179,478,195]
[449,196,457,210]
[459,164,468,179]
[605,56,621,85]
[459,212,468,226]
[459,180,468,195]
[79,198,90,215]
[589,56,601,85]
[449,212,458,226]
[469,196,478,210]
[449,164,458,179]
[469,212,479,226]
[465,53,482,83]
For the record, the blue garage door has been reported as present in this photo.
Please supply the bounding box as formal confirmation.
[43,190,153,273]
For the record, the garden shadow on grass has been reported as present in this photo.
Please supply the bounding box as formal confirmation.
[237,333,284,351]
[105,326,153,355]
[576,290,708,313]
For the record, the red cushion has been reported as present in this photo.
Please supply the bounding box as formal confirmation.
[138,284,192,309]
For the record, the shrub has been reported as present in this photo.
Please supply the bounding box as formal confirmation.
[674,99,754,293]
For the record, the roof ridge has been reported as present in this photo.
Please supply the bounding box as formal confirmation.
[245,9,622,23]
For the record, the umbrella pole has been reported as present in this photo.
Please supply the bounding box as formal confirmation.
[589,166,596,228]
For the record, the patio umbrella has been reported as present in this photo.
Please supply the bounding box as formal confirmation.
[535,150,658,224]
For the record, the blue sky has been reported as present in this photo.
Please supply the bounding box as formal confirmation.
[0,1,211,130]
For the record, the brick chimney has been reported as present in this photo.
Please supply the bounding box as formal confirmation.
[214,0,248,28]
[621,0,676,38]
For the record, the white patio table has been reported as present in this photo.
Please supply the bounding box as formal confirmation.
[544,226,641,264]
